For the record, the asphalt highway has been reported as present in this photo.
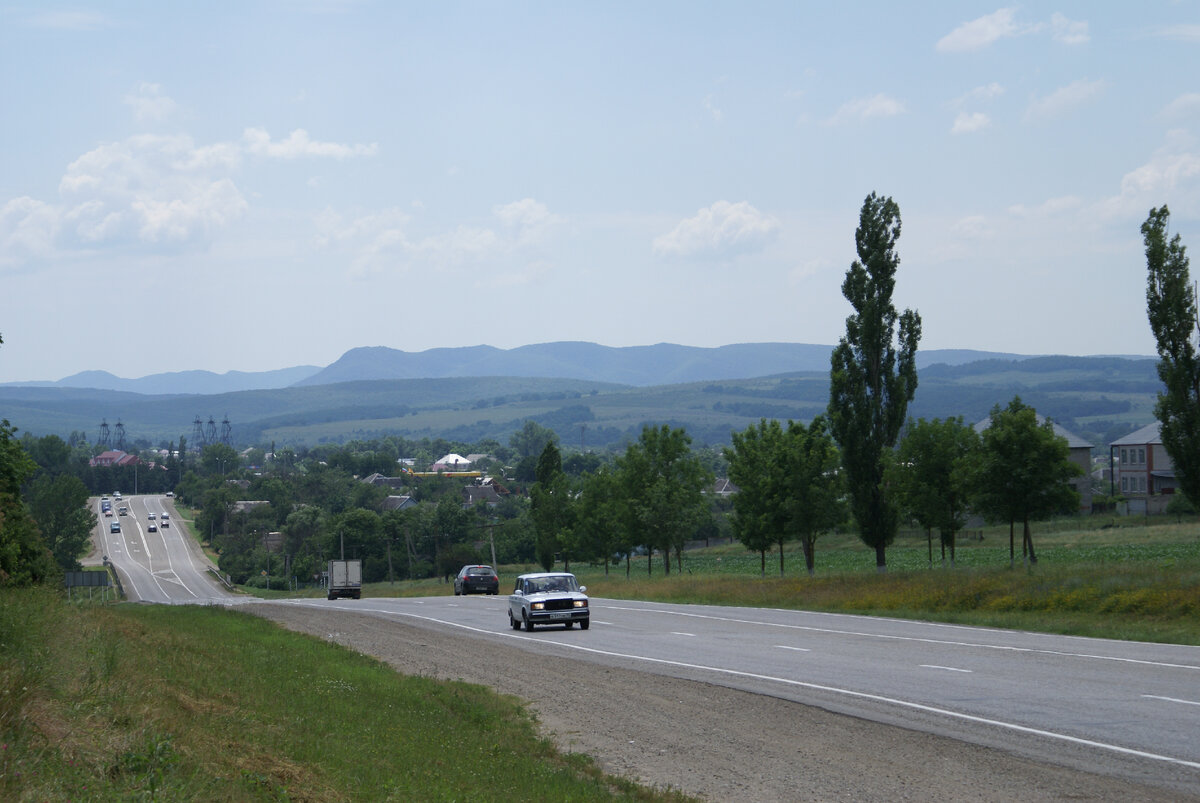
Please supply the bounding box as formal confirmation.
[93,498,1200,794]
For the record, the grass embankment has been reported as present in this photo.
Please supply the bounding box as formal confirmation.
[576,519,1200,645]
[0,589,691,802]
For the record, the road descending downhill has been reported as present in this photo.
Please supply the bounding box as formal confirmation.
[90,510,1198,800]
[249,604,1198,803]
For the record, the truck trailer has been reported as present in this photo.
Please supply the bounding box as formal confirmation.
[327,560,362,600]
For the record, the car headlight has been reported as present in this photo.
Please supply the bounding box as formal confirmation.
[573,600,587,608]
[531,602,545,610]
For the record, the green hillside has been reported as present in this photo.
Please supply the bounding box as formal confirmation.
[0,356,1162,451]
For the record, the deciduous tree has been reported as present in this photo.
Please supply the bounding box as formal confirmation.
[530,442,570,571]
[828,192,922,571]
[26,473,96,571]
[615,425,711,576]
[727,418,843,577]
[966,398,1080,567]
[893,417,978,567]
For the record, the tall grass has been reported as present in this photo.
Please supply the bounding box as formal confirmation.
[0,588,691,802]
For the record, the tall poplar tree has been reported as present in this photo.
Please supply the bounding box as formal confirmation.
[828,193,922,571]
[531,442,570,571]
[1143,205,1200,510]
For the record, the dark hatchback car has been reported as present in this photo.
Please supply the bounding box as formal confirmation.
[454,564,499,595]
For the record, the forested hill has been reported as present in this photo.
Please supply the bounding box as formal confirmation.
[0,354,1161,452]
[294,342,1029,388]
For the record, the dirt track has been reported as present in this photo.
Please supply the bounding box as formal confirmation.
[248,605,1193,802]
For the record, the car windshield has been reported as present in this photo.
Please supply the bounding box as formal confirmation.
[530,576,578,593]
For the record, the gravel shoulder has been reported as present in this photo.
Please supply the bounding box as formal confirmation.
[249,604,1194,802]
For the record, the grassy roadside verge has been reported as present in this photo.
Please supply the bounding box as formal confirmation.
[574,521,1200,645]
[0,589,692,802]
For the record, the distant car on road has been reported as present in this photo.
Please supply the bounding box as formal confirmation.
[110,521,121,533]
[148,522,157,532]
[454,564,499,595]
[165,491,174,497]
[160,517,169,528]
[508,572,589,631]
[148,512,155,520]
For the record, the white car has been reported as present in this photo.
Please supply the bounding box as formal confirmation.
[148,512,156,520]
[508,572,589,631]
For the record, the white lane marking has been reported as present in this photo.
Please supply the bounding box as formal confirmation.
[672,632,695,637]
[599,604,1200,671]
[776,646,811,652]
[1142,694,1200,707]
[922,665,972,673]
[263,599,1200,772]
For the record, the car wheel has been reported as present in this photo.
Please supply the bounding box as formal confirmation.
[580,620,590,630]
[509,610,520,630]
[523,611,535,632]
[564,621,573,629]
[454,588,460,596]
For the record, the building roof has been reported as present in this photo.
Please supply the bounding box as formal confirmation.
[974,415,1093,449]
[1110,421,1162,447]
[431,453,471,469]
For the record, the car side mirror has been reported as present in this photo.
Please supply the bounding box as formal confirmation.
[513,589,523,597]
[579,586,587,593]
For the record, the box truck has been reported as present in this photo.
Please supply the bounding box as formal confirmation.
[327,560,362,600]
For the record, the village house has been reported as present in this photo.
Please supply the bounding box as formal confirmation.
[1111,422,1179,515]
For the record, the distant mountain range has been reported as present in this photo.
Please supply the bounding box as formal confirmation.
[0,347,1163,449]
[3,341,1043,395]
[2,365,322,395]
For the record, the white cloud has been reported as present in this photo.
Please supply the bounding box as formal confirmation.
[955,83,1005,104]
[826,93,905,125]
[316,200,558,278]
[937,8,1020,53]
[1163,93,1200,119]
[1151,24,1200,42]
[124,82,178,124]
[0,123,384,266]
[54,134,251,246]
[950,216,996,240]
[493,198,557,246]
[1025,79,1105,121]
[242,128,378,159]
[0,197,61,267]
[1097,134,1200,219]
[653,201,779,258]
[951,111,991,135]
[938,9,1088,52]
[704,94,723,122]
[1050,13,1089,45]
[494,198,551,229]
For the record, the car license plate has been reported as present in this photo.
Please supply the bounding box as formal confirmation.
[549,612,570,620]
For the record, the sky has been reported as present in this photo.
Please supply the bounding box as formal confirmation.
[2,2,1199,383]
